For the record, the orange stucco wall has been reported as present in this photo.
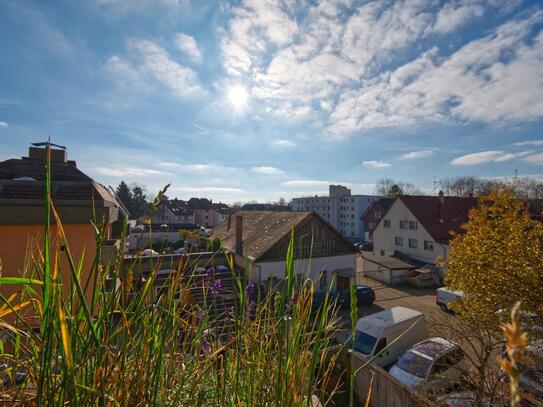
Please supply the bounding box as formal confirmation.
[0,224,98,311]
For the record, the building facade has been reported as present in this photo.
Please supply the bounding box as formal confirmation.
[0,144,127,310]
[291,185,379,241]
[371,194,477,264]
[361,198,394,241]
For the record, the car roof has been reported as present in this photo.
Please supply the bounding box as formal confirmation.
[410,337,458,359]
[357,307,423,329]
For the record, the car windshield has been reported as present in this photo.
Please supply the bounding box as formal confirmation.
[347,331,377,355]
[396,351,433,378]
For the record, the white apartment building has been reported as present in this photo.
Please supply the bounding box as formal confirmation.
[291,185,379,241]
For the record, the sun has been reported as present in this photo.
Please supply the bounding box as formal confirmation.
[227,85,249,110]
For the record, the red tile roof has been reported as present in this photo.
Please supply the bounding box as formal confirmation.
[399,195,478,243]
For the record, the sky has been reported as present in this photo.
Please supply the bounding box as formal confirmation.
[1,0,543,203]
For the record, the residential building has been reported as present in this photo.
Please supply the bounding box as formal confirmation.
[371,192,477,264]
[291,185,379,241]
[210,211,358,293]
[150,197,231,228]
[153,197,195,224]
[0,144,128,306]
[361,198,394,241]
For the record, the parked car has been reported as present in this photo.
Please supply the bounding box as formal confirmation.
[174,247,186,254]
[389,337,465,392]
[436,287,464,312]
[337,285,375,308]
[359,242,373,252]
[347,306,427,367]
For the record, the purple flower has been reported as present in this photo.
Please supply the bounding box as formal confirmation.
[207,267,215,278]
[290,294,297,307]
[245,282,255,297]
[212,279,222,295]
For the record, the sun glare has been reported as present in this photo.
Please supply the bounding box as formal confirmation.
[227,85,249,110]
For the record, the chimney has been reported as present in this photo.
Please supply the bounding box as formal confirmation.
[235,215,243,256]
[28,146,67,163]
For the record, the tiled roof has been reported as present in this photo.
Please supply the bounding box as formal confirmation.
[398,195,478,243]
[188,197,213,210]
[210,210,313,261]
[166,199,193,215]
[361,198,393,220]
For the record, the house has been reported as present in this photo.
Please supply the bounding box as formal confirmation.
[363,192,477,284]
[291,185,379,241]
[150,197,231,228]
[153,197,195,224]
[0,144,128,306]
[361,198,394,241]
[210,211,358,293]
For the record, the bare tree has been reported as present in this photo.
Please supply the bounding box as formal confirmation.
[427,312,508,406]
[375,179,423,197]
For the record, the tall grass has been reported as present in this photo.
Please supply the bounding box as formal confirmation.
[0,146,341,406]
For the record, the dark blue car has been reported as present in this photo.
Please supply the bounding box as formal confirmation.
[338,285,375,308]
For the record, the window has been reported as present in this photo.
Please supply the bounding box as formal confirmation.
[409,238,418,248]
[368,222,375,229]
[395,236,403,246]
[399,220,408,229]
[424,240,434,251]
[351,214,354,219]
[384,219,391,228]
[375,211,381,219]
[409,221,418,230]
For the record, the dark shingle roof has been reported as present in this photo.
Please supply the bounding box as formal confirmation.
[211,210,313,260]
[361,198,394,220]
[398,195,478,243]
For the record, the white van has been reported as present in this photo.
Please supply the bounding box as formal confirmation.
[436,287,464,312]
[349,307,427,367]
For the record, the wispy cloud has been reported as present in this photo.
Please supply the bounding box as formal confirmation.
[401,150,433,159]
[514,140,543,146]
[523,152,543,165]
[451,151,505,165]
[175,186,246,194]
[251,166,285,175]
[269,139,297,149]
[362,160,391,168]
[93,166,172,177]
[282,179,331,187]
[175,33,202,62]
[0,121,8,128]
[452,150,534,165]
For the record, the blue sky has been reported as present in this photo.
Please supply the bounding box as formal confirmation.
[1,0,543,203]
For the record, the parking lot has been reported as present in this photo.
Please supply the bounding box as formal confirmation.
[337,255,457,335]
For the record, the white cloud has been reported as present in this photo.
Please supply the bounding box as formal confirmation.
[93,166,172,177]
[514,140,543,146]
[430,3,485,34]
[0,121,8,128]
[130,39,203,96]
[221,1,543,134]
[282,179,331,187]
[251,166,285,175]
[401,150,433,159]
[522,152,543,165]
[269,139,296,149]
[451,151,505,165]
[175,33,202,62]
[494,150,533,162]
[362,160,391,168]
[452,150,535,165]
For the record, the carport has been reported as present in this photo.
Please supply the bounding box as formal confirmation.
[361,254,417,286]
